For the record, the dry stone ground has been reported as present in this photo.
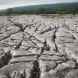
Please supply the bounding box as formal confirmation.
[0,14,78,78]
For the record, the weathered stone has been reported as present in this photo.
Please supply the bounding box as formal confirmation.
[0,15,78,78]
[39,60,57,72]
[65,69,78,78]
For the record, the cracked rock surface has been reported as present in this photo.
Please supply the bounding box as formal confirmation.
[0,14,78,78]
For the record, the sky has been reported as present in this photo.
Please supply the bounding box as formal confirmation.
[0,0,78,10]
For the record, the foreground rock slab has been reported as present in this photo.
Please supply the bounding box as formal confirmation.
[0,14,78,78]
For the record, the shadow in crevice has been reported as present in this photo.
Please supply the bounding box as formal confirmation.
[0,51,12,68]
[30,60,40,78]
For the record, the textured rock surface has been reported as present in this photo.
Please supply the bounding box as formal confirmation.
[0,14,78,78]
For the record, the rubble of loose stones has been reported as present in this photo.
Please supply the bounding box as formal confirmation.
[0,14,78,78]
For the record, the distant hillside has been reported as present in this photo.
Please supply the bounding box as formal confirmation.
[0,2,78,15]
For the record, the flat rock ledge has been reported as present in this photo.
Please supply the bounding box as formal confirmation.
[0,15,78,78]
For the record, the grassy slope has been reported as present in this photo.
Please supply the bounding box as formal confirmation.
[0,2,78,15]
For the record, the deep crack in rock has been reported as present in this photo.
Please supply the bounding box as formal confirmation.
[30,60,40,78]
[52,26,59,53]
[0,51,12,68]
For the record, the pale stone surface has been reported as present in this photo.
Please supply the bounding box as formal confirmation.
[0,14,78,78]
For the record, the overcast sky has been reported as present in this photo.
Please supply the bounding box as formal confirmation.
[0,0,78,10]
